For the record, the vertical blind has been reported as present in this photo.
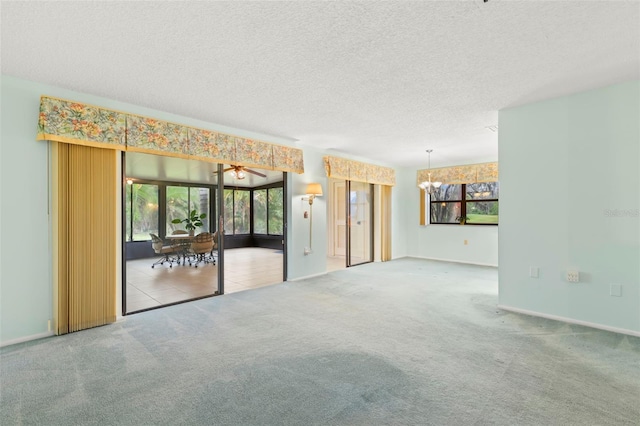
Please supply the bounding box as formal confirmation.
[380,185,393,261]
[54,143,117,334]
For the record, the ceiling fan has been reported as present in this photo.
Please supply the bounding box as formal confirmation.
[223,165,266,180]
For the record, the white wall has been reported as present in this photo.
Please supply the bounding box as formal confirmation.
[498,80,640,334]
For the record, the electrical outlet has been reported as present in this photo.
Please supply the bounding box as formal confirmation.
[610,284,622,297]
[530,267,539,278]
[566,270,580,283]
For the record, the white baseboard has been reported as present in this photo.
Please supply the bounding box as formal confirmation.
[409,255,498,268]
[0,331,55,348]
[497,304,640,338]
[288,271,328,282]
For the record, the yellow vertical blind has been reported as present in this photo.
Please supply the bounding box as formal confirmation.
[380,185,393,261]
[54,143,117,334]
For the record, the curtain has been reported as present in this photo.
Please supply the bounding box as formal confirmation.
[53,143,117,334]
[380,185,392,261]
[419,189,426,226]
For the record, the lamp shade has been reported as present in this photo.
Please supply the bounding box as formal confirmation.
[306,183,323,196]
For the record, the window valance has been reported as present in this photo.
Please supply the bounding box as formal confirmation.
[416,162,498,186]
[324,156,395,186]
[37,96,304,174]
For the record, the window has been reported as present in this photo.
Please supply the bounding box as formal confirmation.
[167,186,211,234]
[252,187,283,235]
[429,182,499,224]
[253,189,267,234]
[126,183,158,241]
[234,190,250,234]
[224,189,250,235]
[267,187,283,235]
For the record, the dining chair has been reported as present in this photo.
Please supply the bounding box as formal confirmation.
[189,232,214,268]
[149,233,179,268]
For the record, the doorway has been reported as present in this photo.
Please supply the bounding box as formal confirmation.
[347,181,373,266]
[327,178,374,270]
[122,153,287,315]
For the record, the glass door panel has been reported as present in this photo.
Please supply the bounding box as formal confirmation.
[347,181,373,266]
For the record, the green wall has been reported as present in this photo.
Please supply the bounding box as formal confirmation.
[1,77,53,343]
[498,80,640,333]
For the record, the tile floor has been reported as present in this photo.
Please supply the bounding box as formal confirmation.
[126,247,283,313]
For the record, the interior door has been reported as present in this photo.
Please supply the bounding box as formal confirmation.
[347,181,373,266]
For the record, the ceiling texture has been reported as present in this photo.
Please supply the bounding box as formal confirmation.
[2,1,639,170]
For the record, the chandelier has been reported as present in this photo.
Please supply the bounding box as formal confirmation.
[418,149,442,194]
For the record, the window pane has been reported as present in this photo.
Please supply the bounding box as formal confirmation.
[467,201,499,224]
[130,183,158,241]
[224,189,234,235]
[234,190,250,234]
[430,202,461,223]
[268,187,283,235]
[431,184,462,201]
[466,182,499,200]
[253,189,267,234]
[190,187,210,233]
[166,186,189,234]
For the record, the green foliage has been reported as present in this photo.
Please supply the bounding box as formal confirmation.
[171,209,207,231]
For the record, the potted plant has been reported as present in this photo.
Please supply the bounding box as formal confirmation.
[455,215,469,225]
[172,209,207,236]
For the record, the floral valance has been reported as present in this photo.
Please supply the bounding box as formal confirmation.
[324,156,395,186]
[37,97,127,149]
[416,162,498,186]
[37,96,304,174]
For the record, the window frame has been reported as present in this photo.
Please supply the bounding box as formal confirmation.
[251,182,284,236]
[428,182,499,225]
[223,188,251,235]
[125,179,217,241]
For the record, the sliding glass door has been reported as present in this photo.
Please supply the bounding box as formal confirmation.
[347,181,373,266]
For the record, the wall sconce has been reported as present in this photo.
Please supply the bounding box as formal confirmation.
[302,183,323,255]
[305,183,323,205]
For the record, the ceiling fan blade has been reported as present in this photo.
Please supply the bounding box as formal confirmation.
[223,167,234,172]
[245,168,267,178]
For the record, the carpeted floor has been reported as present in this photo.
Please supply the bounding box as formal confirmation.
[1,258,639,425]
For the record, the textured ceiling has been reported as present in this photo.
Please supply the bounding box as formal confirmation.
[2,1,639,169]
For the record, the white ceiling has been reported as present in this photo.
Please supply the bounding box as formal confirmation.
[126,153,284,187]
[2,1,639,170]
